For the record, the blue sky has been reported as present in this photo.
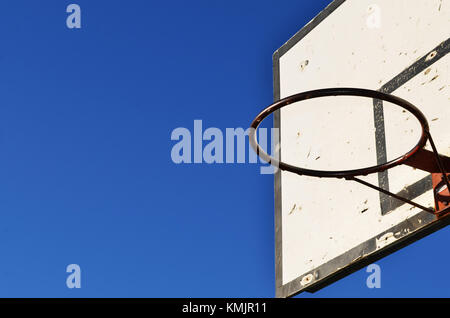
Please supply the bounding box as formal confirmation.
[0,0,448,297]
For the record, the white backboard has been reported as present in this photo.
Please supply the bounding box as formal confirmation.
[274,0,449,297]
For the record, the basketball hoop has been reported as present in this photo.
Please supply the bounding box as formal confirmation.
[250,88,450,216]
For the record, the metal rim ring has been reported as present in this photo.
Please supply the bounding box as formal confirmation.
[249,87,430,178]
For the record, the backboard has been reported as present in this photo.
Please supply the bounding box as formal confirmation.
[273,0,449,297]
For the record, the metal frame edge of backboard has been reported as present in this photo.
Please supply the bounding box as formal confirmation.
[273,0,450,298]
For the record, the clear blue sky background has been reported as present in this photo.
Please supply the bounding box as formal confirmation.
[0,0,448,297]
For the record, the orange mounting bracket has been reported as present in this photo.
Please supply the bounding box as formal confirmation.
[404,148,450,217]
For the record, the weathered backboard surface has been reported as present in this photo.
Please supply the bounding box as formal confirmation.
[274,0,449,297]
